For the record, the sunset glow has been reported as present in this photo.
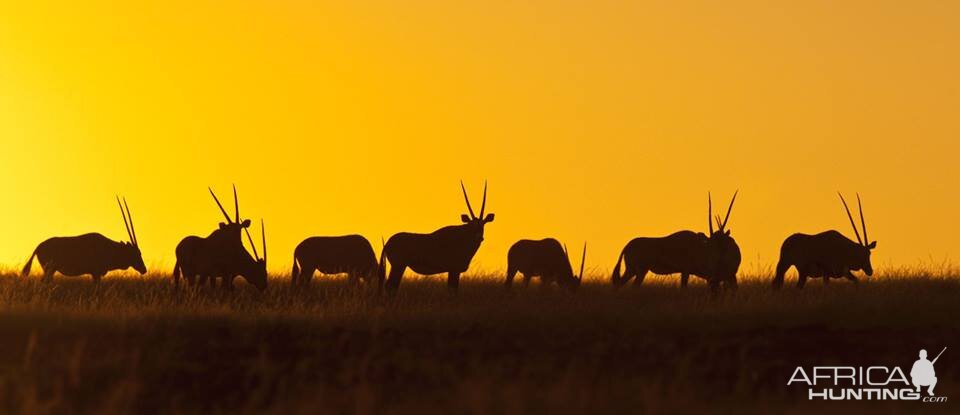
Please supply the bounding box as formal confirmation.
[2,1,958,274]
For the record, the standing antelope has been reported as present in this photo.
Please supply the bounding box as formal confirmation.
[291,235,378,287]
[505,239,586,291]
[611,192,741,291]
[773,193,876,289]
[379,181,494,295]
[21,197,146,282]
[173,186,267,290]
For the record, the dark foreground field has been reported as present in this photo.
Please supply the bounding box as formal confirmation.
[1,269,958,414]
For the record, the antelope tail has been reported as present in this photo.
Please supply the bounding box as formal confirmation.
[773,242,793,289]
[20,248,38,278]
[172,260,181,286]
[377,248,388,292]
[291,256,300,286]
[611,249,625,286]
[773,259,790,289]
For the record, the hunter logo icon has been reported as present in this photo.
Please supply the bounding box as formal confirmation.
[912,347,946,396]
[787,346,949,402]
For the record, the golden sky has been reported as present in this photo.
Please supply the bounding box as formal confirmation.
[1,1,958,275]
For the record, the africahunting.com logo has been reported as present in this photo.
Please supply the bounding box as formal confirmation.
[787,347,948,402]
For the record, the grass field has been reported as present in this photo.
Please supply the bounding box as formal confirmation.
[1,268,958,414]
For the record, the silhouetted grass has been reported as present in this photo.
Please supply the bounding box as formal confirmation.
[1,268,958,414]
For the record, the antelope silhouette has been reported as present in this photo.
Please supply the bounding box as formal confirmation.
[505,239,586,291]
[21,197,146,283]
[611,192,741,291]
[773,193,876,289]
[378,181,494,295]
[172,186,267,290]
[209,218,267,290]
[291,235,378,287]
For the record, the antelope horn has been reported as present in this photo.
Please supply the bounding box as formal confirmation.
[209,187,232,223]
[708,192,714,234]
[579,242,587,281]
[857,193,868,245]
[715,215,723,230]
[244,227,259,260]
[123,197,138,246]
[721,190,738,231]
[233,184,240,224]
[117,196,133,244]
[460,180,476,219]
[838,192,863,246]
[479,180,488,219]
[261,219,267,264]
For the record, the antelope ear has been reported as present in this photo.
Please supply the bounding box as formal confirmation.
[725,230,731,236]
[241,219,252,228]
[219,222,228,229]
[867,241,877,249]
[484,213,495,223]
[461,214,471,223]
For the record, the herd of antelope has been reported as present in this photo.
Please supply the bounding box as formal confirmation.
[17,183,877,293]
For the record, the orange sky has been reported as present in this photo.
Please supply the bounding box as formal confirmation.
[1,1,958,276]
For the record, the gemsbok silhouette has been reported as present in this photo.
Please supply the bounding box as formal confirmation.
[21,197,146,282]
[773,193,876,289]
[611,192,741,291]
[291,235,378,287]
[505,238,586,291]
[209,219,267,290]
[378,181,494,295]
[172,186,267,290]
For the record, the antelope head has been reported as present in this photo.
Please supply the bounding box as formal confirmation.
[243,219,268,291]
[708,190,738,238]
[116,196,146,274]
[564,242,587,290]
[839,192,877,276]
[209,185,252,235]
[706,191,741,282]
[459,180,495,242]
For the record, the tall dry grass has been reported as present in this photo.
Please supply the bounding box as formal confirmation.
[1,267,958,414]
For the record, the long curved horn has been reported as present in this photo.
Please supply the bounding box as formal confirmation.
[123,197,138,246]
[460,180,476,219]
[721,190,738,231]
[479,180,488,219]
[209,187,232,223]
[579,242,587,281]
[857,193,868,245]
[261,219,267,264]
[233,184,240,224]
[708,192,714,234]
[244,227,259,260]
[838,192,863,245]
[117,196,133,244]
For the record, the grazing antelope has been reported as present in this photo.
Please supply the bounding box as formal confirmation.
[211,219,267,290]
[291,235,378,287]
[505,239,586,291]
[611,192,741,291]
[773,193,876,289]
[21,197,146,282]
[379,181,494,295]
[172,186,267,290]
